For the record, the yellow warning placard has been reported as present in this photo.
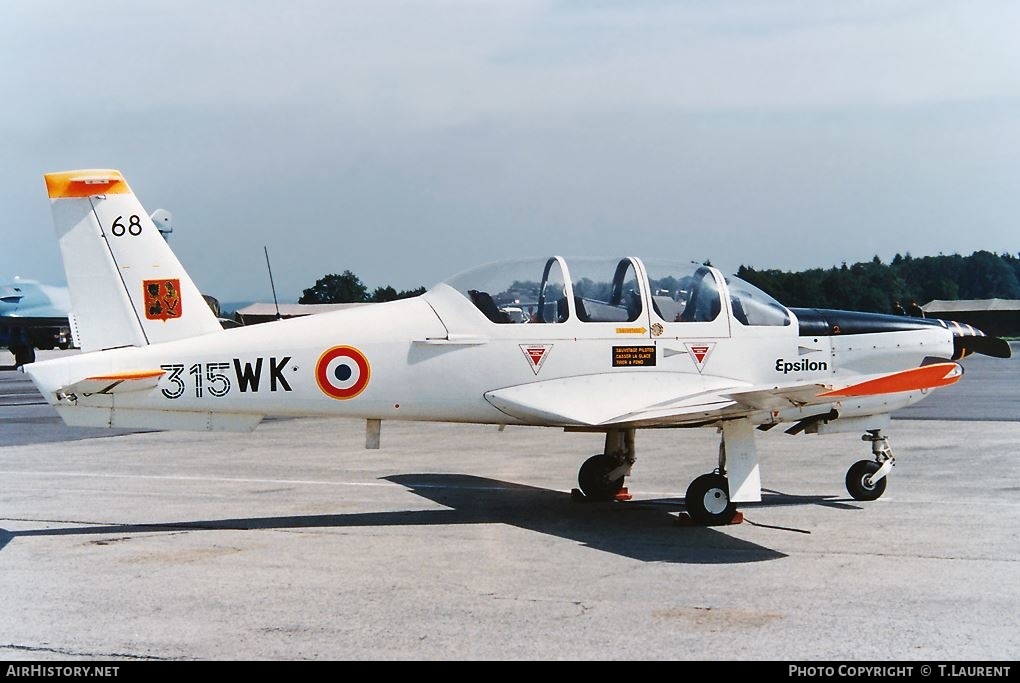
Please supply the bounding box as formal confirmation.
[612,345,656,367]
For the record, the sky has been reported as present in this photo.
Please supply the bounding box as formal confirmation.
[1,1,1018,303]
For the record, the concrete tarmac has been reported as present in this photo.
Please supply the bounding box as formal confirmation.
[1,350,1018,660]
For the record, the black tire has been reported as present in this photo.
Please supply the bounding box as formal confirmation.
[12,345,35,366]
[846,460,887,501]
[577,454,625,501]
[685,473,737,525]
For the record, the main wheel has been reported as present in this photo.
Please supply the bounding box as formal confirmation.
[685,473,737,525]
[846,460,887,501]
[577,454,625,501]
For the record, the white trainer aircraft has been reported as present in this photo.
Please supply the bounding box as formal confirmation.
[24,169,1011,524]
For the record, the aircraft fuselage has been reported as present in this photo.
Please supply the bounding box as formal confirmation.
[26,282,955,432]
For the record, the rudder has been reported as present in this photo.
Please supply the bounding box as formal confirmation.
[44,169,221,352]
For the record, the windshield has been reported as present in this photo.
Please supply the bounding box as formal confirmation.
[724,275,791,326]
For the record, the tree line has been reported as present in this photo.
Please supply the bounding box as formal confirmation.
[738,251,1020,313]
[299,250,1020,313]
[298,270,426,304]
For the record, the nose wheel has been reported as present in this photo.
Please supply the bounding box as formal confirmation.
[845,429,894,501]
[846,460,887,501]
[685,472,737,525]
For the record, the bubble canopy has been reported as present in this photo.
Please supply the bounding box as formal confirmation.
[442,257,790,327]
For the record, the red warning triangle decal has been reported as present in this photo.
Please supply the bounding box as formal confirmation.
[520,344,553,375]
[684,342,715,373]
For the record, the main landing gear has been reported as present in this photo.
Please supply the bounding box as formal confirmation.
[685,471,736,525]
[576,429,635,501]
[845,429,894,501]
[574,420,757,526]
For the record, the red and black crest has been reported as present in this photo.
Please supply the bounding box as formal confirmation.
[143,278,182,321]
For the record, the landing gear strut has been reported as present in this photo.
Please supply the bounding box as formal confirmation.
[684,420,757,525]
[576,429,634,501]
[846,429,894,501]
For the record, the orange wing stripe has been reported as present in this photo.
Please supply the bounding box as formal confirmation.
[821,363,962,398]
[86,370,165,381]
[44,169,131,198]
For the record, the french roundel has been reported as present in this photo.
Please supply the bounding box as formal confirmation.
[316,346,371,400]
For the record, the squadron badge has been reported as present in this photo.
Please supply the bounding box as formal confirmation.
[143,279,182,321]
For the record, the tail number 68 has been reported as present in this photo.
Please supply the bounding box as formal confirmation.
[110,215,143,237]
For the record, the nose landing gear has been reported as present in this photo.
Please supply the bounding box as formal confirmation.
[846,429,894,501]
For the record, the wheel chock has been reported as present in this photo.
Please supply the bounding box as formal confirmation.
[570,488,634,502]
[674,511,745,527]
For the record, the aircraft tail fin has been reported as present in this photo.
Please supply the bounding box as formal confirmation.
[44,170,222,352]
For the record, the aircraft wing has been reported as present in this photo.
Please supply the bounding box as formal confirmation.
[484,362,963,427]
[484,373,745,426]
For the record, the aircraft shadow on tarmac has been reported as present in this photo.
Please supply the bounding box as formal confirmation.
[0,475,860,563]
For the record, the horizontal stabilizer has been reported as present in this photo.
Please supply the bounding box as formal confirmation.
[57,370,165,397]
[820,362,963,398]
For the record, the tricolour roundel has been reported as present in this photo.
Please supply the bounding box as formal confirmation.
[316,346,371,400]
